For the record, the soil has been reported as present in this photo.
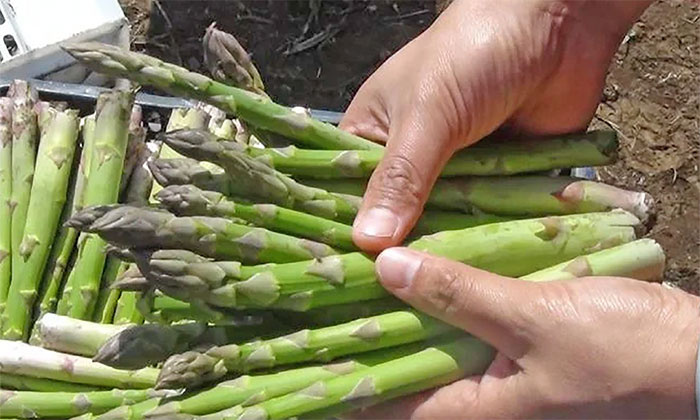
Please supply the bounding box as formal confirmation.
[120,0,699,294]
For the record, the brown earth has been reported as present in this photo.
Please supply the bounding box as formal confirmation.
[121,0,699,294]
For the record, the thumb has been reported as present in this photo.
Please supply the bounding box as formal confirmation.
[375,247,539,359]
[351,118,455,252]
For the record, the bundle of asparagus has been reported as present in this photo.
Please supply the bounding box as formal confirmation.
[0,27,666,420]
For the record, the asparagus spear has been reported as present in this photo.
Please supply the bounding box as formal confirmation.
[95,120,152,325]
[521,238,665,282]
[95,317,290,370]
[235,335,494,420]
[0,388,181,418]
[92,323,221,370]
[2,106,80,340]
[0,98,13,316]
[148,157,252,196]
[112,290,145,325]
[302,175,653,221]
[109,240,663,419]
[206,129,618,178]
[0,340,159,388]
[90,342,421,420]
[8,81,38,293]
[0,373,101,393]
[63,42,381,151]
[30,313,130,356]
[156,310,453,389]
[203,22,266,96]
[115,142,164,325]
[275,298,408,329]
[149,160,514,237]
[153,238,665,392]
[156,185,357,251]
[125,211,640,311]
[162,130,361,223]
[139,292,250,325]
[33,116,96,320]
[56,89,135,320]
[67,205,340,264]
[409,210,513,237]
[93,260,128,324]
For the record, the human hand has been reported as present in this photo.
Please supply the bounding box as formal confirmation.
[340,0,652,252]
[348,247,700,419]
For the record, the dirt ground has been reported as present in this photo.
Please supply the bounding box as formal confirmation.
[121,0,699,294]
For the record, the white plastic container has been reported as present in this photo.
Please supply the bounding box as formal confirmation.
[0,0,128,82]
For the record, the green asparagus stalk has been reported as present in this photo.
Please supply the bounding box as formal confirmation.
[302,175,653,221]
[0,388,181,418]
[8,81,38,293]
[149,159,515,237]
[95,114,150,325]
[67,205,340,264]
[139,292,249,325]
[0,340,159,388]
[200,24,292,149]
[156,185,357,251]
[115,142,164,325]
[112,289,144,325]
[91,342,423,420]
[213,130,618,178]
[0,373,101,393]
[161,131,360,223]
[119,240,661,387]
[33,116,97,320]
[0,98,13,316]
[127,211,639,311]
[163,239,664,418]
[409,210,514,237]
[2,106,80,341]
[156,310,453,389]
[91,323,220,370]
[29,313,130,356]
[147,107,210,202]
[235,335,494,420]
[275,298,408,329]
[521,238,665,282]
[56,89,135,320]
[94,317,290,371]
[93,260,128,324]
[148,157,250,196]
[203,22,266,96]
[64,42,381,151]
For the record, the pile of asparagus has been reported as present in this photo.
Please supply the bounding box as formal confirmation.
[0,25,665,420]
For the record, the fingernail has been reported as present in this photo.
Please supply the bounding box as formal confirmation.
[354,207,399,239]
[376,248,422,289]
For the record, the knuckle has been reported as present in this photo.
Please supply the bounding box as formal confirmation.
[420,263,473,316]
[369,155,425,209]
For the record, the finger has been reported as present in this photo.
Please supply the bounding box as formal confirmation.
[411,371,526,419]
[351,113,455,252]
[341,389,435,420]
[375,247,539,358]
[338,79,390,144]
